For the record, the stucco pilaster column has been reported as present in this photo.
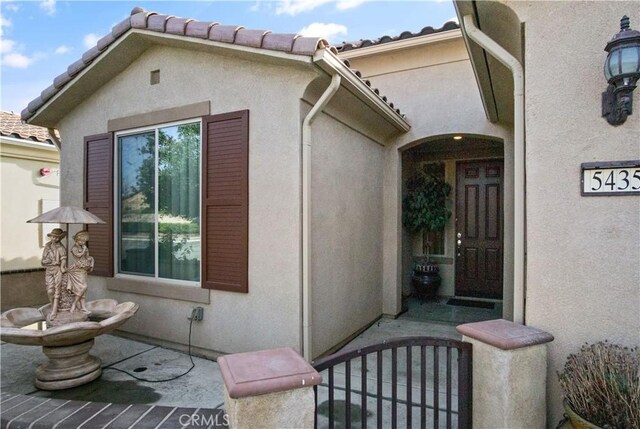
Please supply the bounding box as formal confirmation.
[218,347,322,429]
[456,319,554,429]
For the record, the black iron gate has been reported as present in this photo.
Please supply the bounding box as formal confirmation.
[312,337,472,429]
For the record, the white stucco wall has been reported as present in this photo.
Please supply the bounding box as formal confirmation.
[503,1,640,425]
[342,36,513,317]
[1,140,59,271]
[56,43,317,355]
[310,109,385,357]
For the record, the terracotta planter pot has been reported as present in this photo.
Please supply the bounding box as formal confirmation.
[563,400,602,429]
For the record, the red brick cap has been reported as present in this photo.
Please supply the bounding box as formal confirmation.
[218,347,322,399]
[456,319,554,350]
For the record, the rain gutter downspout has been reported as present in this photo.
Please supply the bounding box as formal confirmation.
[302,73,341,360]
[463,15,525,324]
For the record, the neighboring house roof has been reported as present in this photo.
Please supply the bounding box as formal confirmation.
[22,6,405,125]
[0,111,57,145]
[336,21,460,52]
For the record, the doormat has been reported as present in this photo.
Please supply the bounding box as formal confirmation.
[446,298,495,309]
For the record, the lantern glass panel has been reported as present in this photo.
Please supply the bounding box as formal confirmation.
[605,50,620,80]
[620,46,640,74]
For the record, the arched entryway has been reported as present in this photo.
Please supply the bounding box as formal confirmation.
[398,134,512,323]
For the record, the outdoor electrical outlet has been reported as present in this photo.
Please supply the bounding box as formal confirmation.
[189,307,204,321]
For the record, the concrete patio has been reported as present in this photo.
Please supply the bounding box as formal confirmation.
[1,300,497,427]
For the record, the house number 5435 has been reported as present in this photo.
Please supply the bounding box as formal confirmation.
[581,161,640,196]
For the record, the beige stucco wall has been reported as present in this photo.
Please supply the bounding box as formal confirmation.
[56,43,317,355]
[1,140,60,271]
[1,139,59,309]
[342,35,513,317]
[501,1,640,425]
[310,108,385,357]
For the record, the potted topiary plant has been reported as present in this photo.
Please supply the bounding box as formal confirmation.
[402,165,452,301]
[557,341,639,429]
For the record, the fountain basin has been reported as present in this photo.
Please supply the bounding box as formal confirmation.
[1,299,138,390]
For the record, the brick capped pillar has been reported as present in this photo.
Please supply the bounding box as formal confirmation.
[218,347,322,429]
[457,319,554,429]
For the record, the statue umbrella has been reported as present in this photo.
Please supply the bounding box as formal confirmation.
[27,205,105,254]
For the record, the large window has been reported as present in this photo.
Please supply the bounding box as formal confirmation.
[118,121,201,282]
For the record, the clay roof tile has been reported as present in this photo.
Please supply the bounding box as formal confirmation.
[185,20,218,39]
[147,14,174,32]
[21,6,406,123]
[0,111,57,144]
[336,21,460,53]
[166,17,193,35]
[235,29,271,49]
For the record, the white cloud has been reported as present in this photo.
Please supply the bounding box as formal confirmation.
[4,3,20,12]
[3,52,36,68]
[276,0,332,16]
[335,0,366,11]
[0,13,12,37]
[299,22,348,42]
[55,45,70,54]
[40,0,56,16]
[0,38,15,54]
[83,33,100,49]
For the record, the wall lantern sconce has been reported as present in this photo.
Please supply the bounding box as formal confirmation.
[602,16,640,125]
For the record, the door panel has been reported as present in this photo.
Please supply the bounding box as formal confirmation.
[455,160,504,299]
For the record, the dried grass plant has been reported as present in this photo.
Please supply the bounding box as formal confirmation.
[558,341,640,428]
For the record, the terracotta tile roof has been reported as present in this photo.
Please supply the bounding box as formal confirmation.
[22,6,404,123]
[0,111,57,144]
[337,21,460,52]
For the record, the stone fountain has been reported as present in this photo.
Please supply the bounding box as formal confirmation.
[0,207,138,390]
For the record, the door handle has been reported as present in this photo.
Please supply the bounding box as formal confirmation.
[456,233,462,256]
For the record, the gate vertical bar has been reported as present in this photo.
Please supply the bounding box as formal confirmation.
[433,346,439,428]
[457,343,472,429]
[392,348,397,428]
[314,385,318,428]
[345,360,351,427]
[446,347,452,429]
[406,346,412,429]
[377,350,383,429]
[361,355,367,429]
[329,366,335,429]
[420,346,426,429]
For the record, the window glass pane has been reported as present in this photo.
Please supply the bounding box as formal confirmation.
[423,162,446,255]
[158,123,201,281]
[119,132,155,276]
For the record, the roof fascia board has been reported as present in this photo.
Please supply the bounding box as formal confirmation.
[1,136,58,151]
[26,29,314,126]
[1,138,60,162]
[454,0,499,123]
[339,29,462,59]
[313,49,411,132]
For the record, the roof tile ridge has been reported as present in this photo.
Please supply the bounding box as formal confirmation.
[20,6,354,122]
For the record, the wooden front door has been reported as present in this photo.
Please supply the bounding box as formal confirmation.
[455,160,504,299]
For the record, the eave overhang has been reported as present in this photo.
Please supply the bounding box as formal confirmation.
[314,49,411,132]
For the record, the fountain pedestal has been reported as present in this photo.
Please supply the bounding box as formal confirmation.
[0,299,138,391]
[36,339,102,390]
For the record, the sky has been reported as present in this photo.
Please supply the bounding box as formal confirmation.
[0,0,457,114]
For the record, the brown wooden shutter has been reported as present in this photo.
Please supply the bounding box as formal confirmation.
[202,110,249,292]
[84,133,114,277]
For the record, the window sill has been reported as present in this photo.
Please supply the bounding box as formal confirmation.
[106,277,210,304]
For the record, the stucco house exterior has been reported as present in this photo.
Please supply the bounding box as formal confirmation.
[20,1,639,424]
[1,111,60,310]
